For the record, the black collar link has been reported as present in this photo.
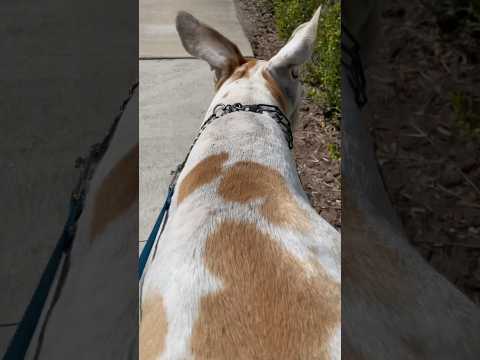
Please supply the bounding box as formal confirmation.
[341,24,368,108]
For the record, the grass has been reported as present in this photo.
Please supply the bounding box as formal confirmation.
[327,142,341,160]
[434,0,480,34]
[474,0,480,15]
[272,0,341,122]
[451,91,480,139]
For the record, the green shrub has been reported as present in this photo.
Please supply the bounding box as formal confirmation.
[327,142,341,160]
[474,0,480,15]
[273,0,341,118]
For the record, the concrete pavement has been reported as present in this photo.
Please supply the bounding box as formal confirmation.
[140,0,253,58]
[139,60,212,245]
[139,0,253,250]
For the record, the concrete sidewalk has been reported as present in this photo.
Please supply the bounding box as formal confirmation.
[140,0,253,58]
[139,0,253,250]
[139,60,211,244]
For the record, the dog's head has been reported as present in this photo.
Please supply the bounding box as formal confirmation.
[175,8,322,123]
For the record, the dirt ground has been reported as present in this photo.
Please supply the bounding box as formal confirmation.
[235,0,342,230]
[366,0,480,304]
[236,0,479,304]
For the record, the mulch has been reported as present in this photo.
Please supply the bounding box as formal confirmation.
[366,0,480,304]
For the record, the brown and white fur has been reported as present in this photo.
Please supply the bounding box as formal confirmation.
[140,8,341,360]
[342,0,480,358]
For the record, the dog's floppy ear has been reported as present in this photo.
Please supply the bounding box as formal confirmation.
[176,11,246,86]
[268,6,322,71]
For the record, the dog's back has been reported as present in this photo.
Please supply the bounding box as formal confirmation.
[141,109,340,359]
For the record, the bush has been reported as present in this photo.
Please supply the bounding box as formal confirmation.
[273,0,341,117]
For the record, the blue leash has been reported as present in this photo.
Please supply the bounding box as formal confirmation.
[138,185,174,280]
[2,200,81,360]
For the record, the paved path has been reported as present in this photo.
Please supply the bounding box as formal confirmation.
[139,0,252,250]
[140,0,252,57]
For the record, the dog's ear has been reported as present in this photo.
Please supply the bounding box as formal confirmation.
[268,6,321,72]
[176,11,246,86]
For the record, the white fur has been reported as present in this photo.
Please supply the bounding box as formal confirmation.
[141,111,340,359]
[269,6,322,68]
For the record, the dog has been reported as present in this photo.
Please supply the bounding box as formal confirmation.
[140,7,341,360]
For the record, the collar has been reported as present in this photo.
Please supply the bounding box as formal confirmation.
[170,103,293,190]
[202,103,293,149]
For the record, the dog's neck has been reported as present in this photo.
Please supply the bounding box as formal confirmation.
[170,60,306,203]
[176,108,307,206]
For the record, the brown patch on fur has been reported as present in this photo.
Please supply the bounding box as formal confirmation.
[140,295,168,360]
[177,152,229,205]
[215,57,247,91]
[215,61,238,91]
[262,68,288,113]
[191,221,340,359]
[216,60,257,91]
[90,144,138,239]
[229,59,258,82]
[218,161,311,232]
[221,91,230,99]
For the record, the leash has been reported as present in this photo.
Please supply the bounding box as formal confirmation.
[2,82,138,360]
[341,23,368,108]
[138,103,292,280]
[138,185,174,279]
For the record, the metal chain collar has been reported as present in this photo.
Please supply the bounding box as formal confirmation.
[207,103,293,149]
[341,24,368,108]
[169,103,293,191]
